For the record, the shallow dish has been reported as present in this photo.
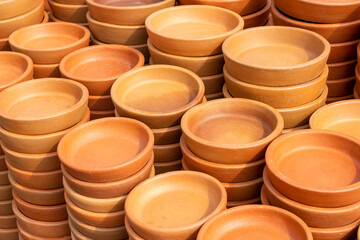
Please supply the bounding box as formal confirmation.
[88,95,114,111]
[222,177,263,202]
[90,109,115,120]
[328,59,357,80]
[33,63,61,78]
[48,11,89,28]
[202,74,225,95]
[153,143,181,163]
[327,77,356,98]
[18,225,71,240]
[242,0,271,29]
[69,221,90,240]
[154,159,182,175]
[0,0,40,21]
[125,217,144,240]
[329,39,359,64]
[146,5,244,57]
[52,0,85,4]
[48,0,87,23]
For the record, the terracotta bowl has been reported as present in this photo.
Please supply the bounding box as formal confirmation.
[226,197,261,208]
[0,0,41,21]
[48,0,87,23]
[88,95,114,111]
[223,26,330,87]
[0,108,89,155]
[0,185,12,201]
[69,222,90,240]
[58,117,153,183]
[125,217,144,240]
[125,171,227,240]
[48,11,89,28]
[60,45,144,95]
[0,228,18,240]
[89,110,115,120]
[154,159,182,174]
[153,143,181,163]
[13,201,70,238]
[0,199,13,215]
[33,63,61,78]
[243,0,271,29]
[328,60,357,80]
[0,0,44,39]
[266,129,360,207]
[222,177,263,202]
[0,170,9,186]
[0,214,16,229]
[329,39,359,64]
[0,52,33,92]
[147,39,224,77]
[311,220,360,240]
[111,65,205,129]
[146,5,244,57]
[202,74,225,95]
[327,77,356,98]
[18,225,71,240]
[0,78,89,135]
[197,205,312,240]
[181,98,283,164]
[326,94,354,104]
[9,22,90,64]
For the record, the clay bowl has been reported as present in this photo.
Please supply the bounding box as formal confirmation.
[205,92,223,101]
[0,185,13,201]
[154,159,182,174]
[147,39,224,77]
[60,45,144,95]
[146,5,244,57]
[18,225,71,240]
[13,191,67,222]
[0,78,89,135]
[88,95,114,111]
[327,77,356,98]
[33,63,61,78]
[0,0,41,21]
[181,137,265,183]
[197,205,312,240]
[328,59,357,80]
[13,201,70,238]
[0,170,9,185]
[87,12,147,45]
[0,0,44,39]
[242,0,271,29]
[0,199,13,215]
[0,52,33,92]
[329,39,359,64]
[271,3,360,44]
[181,98,284,164]
[111,65,205,129]
[58,117,153,183]
[48,11,89,28]
[6,160,62,190]
[311,220,360,240]
[202,74,225,95]
[223,26,330,87]
[0,228,18,240]
[226,197,261,208]
[0,214,16,229]
[90,110,115,120]
[69,222,90,240]
[48,0,87,23]
[266,129,360,207]
[125,217,144,240]
[153,143,181,163]
[9,22,90,64]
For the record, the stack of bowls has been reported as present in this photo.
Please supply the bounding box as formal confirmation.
[262,129,360,240]
[48,0,88,28]
[8,22,90,79]
[181,98,284,207]
[146,5,244,100]
[271,0,360,103]
[111,65,205,175]
[355,44,360,98]
[87,0,175,63]
[222,26,330,132]
[125,171,227,240]
[60,45,145,120]
[57,117,155,240]
[0,78,89,239]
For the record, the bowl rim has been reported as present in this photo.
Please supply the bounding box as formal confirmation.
[242,0,271,21]
[86,11,146,29]
[0,0,43,25]
[87,0,174,10]
[6,158,61,176]
[12,190,66,211]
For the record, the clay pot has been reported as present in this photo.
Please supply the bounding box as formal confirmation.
[0,78,89,135]
[328,60,357,80]
[0,185,13,200]
[0,214,16,229]
[146,5,244,57]
[223,177,263,202]
[48,0,87,23]
[311,220,360,240]
[13,201,70,238]
[266,129,360,207]
[0,52,33,92]
[9,22,90,64]
[0,0,40,21]
[154,159,182,174]
[243,0,271,29]
[197,205,312,240]
[147,39,224,77]
[205,92,224,101]
[58,117,154,183]
[202,74,225,95]
[125,217,144,240]
[0,199,13,215]
[60,45,144,95]
[282,124,310,134]
[226,197,261,208]
[90,110,115,120]
[33,63,61,78]
[329,39,359,64]
[0,170,9,185]
[153,143,181,163]
[111,65,205,129]
[326,94,354,104]
[18,225,71,240]
[223,26,330,87]
[327,77,356,98]
[88,95,114,111]
[0,228,18,240]
[0,0,44,38]
[181,98,284,164]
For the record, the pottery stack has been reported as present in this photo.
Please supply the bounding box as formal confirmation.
[271,0,360,103]
[57,117,155,240]
[146,5,244,100]
[60,45,145,120]
[48,0,88,28]
[262,129,360,240]
[87,0,176,63]
[0,78,89,239]
[355,44,360,99]
[222,26,330,132]
[181,98,284,207]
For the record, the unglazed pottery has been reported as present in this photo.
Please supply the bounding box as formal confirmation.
[48,0,87,23]
[326,94,354,104]
[327,77,356,98]
[9,22,90,64]
[202,74,225,95]
[60,45,144,95]
[88,95,114,111]
[329,40,359,64]
[125,217,144,240]
[154,159,182,174]
[0,78,88,135]
[153,143,181,163]
[90,110,115,120]
[87,0,175,25]
[223,26,330,87]
[181,98,283,164]
[48,11,89,28]
[58,117,154,183]
[197,205,313,240]
[125,171,227,240]
[69,220,91,240]
[242,0,271,29]
[0,170,9,186]
[204,92,223,101]
[0,184,12,200]
[266,129,360,207]
[33,63,61,78]
[0,0,40,20]
[0,228,18,240]
[282,124,310,134]
[311,220,360,240]
[18,225,71,240]
[328,60,357,80]
[0,199,13,215]
[0,214,16,229]
[226,197,261,208]
[111,65,205,129]
[222,177,263,202]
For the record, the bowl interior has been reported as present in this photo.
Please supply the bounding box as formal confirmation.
[0,53,29,87]
[93,0,163,6]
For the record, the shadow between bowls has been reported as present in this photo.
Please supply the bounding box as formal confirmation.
[154,159,182,175]
[48,0,87,23]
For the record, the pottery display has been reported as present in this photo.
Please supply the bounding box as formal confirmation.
[48,0,87,23]
[0,228,18,240]
[0,0,41,21]
[18,224,70,240]
[328,59,357,80]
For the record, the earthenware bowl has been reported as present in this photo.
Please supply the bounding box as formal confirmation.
[33,63,61,78]
[311,220,360,240]
[48,0,87,23]
[58,117,154,183]
[0,78,89,135]
[0,184,12,200]
[202,74,225,95]
[48,11,89,28]
[329,39,359,64]
[197,205,312,240]
[181,98,283,163]
[0,199,13,215]
[223,26,330,87]
[90,110,115,120]
[9,22,90,64]
[125,171,227,240]
[146,5,243,57]
[69,224,90,240]
[327,77,356,98]
[153,143,181,163]
[60,45,144,95]
[0,170,9,186]
[0,228,18,240]
[154,159,182,174]
[88,95,114,111]
[243,0,270,29]
[18,225,71,240]
[111,65,205,129]
[0,214,16,229]
[125,217,144,240]
[328,60,357,80]
[226,197,261,208]
[266,129,360,207]
[53,0,85,4]
[0,0,40,20]
[222,177,263,202]
[326,94,354,104]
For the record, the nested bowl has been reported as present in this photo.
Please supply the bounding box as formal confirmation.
[242,0,271,29]
[90,110,115,120]
[223,26,330,87]
[326,94,354,104]
[0,228,18,240]
[48,0,87,23]
[9,22,90,64]
[0,199,13,215]
[146,5,244,57]
[328,59,357,80]
[48,11,89,28]
[125,217,144,240]
[0,214,16,229]
[329,39,359,64]
[0,0,40,21]
[0,185,12,201]
[88,95,114,111]
[33,63,61,78]
[222,177,263,202]
[0,170,9,185]
[18,225,71,240]
[153,143,181,163]
[111,65,205,129]
[154,159,182,174]
[202,74,225,95]
[226,197,261,208]
[0,78,89,135]
[327,76,356,98]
